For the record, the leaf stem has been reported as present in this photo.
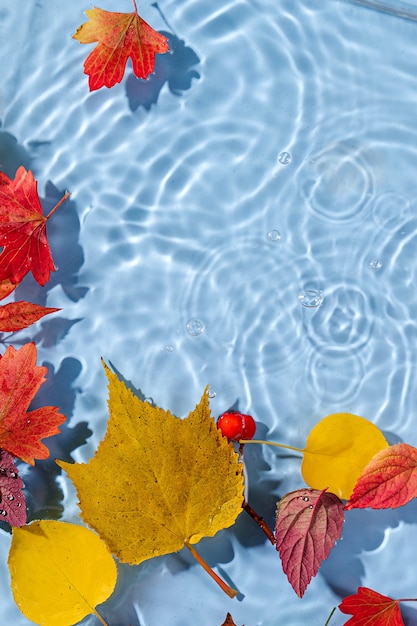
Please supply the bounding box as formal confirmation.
[398,598,417,603]
[185,542,238,598]
[92,609,109,626]
[132,0,138,12]
[323,607,336,626]
[45,191,71,220]
[242,500,275,545]
[239,439,304,454]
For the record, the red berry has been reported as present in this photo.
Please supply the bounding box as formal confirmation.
[216,411,256,441]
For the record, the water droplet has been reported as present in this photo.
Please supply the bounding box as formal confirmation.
[27,419,31,424]
[208,388,216,398]
[165,345,174,352]
[16,502,22,507]
[369,258,382,271]
[9,472,17,479]
[186,319,204,336]
[308,505,314,509]
[298,290,323,308]
[278,151,292,165]
[0,510,7,516]
[6,494,14,501]
[303,496,309,502]
[267,229,281,243]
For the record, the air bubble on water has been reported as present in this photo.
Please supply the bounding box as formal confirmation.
[165,345,174,352]
[278,151,292,165]
[298,290,323,308]
[208,388,216,398]
[369,258,382,271]
[186,319,204,336]
[267,229,281,243]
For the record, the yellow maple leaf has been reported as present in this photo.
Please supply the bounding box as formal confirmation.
[58,364,244,596]
[8,520,117,626]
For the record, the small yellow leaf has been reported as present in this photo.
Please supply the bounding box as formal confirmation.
[301,413,389,500]
[59,364,244,565]
[8,520,117,626]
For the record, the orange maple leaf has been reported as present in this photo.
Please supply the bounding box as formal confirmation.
[73,1,169,91]
[0,167,70,287]
[0,343,66,465]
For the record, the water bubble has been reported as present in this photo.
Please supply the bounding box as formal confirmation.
[208,388,216,398]
[278,151,292,165]
[369,258,382,271]
[267,229,281,243]
[165,345,174,352]
[298,290,323,308]
[186,319,204,336]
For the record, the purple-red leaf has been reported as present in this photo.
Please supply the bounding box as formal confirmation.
[346,443,417,510]
[339,587,405,625]
[275,488,344,597]
[0,449,26,527]
[0,301,60,332]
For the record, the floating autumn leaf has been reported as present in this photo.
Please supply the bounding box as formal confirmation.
[0,166,70,286]
[275,488,344,598]
[0,301,60,332]
[9,520,117,626]
[74,1,169,91]
[346,443,417,510]
[0,343,66,465]
[0,278,17,301]
[242,414,389,500]
[221,613,241,626]
[339,587,410,625]
[59,364,244,597]
[0,449,26,527]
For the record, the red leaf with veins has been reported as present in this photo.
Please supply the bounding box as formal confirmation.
[0,166,69,286]
[346,443,417,510]
[275,488,344,597]
[0,449,26,527]
[0,301,60,332]
[73,5,169,91]
[339,587,405,625]
[0,343,66,465]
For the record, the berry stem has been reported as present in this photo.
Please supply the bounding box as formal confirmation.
[46,191,71,220]
[323,607,336,626]
[239,439,304,454]
[185,542,238,598]
[242,500,275,545]
[93,609,109,626]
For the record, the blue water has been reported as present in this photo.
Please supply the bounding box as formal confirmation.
[2,0,417,624]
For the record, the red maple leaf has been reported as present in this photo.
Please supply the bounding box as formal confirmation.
[339,587,407,625]
[0,343,66,465]
[345,443,417,510]
[0,167,70,286]
[275,488,344,597]
[73,1,169,91]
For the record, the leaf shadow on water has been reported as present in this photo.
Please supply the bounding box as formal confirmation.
[125,31,200,112]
